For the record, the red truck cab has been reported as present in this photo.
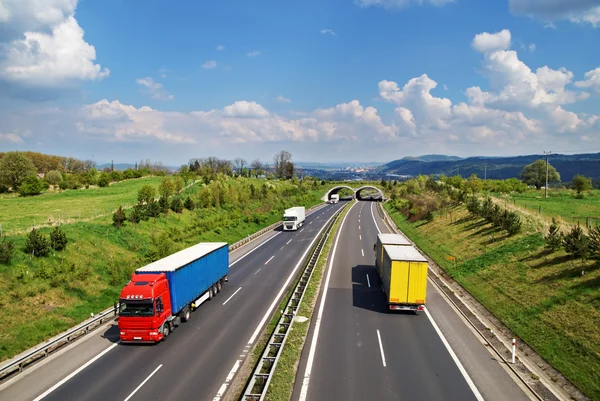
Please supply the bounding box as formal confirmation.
[118,273,172,343]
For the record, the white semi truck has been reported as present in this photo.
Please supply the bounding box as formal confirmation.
[283,207,305,231]
[329,194,339,204]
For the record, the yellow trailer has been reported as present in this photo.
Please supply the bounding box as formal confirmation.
[380,245,428,312]
[374,233,411,276]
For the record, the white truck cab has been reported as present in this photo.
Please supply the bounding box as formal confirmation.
[283,207,305,231]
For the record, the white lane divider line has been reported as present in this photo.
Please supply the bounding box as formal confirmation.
[213,359,241,401]
[265,255,275,265]
[124,364,163,401]
[32,342,120,401]
[361,249,364,257]
[286,239,293,245]
[309,221,313,225]
[424,309,485,401]
[230,232,282,267]
[360,234,362,240]
[298,202,356,401]
[222,287,242,305]
[366,274,371,288]
[377,330,387,367]
[254,268,261,275]
[359,225,361,230]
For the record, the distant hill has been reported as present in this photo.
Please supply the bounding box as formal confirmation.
[401,155,463,163]
[380,153,600,182]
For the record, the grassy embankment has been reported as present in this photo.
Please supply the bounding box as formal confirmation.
[384,194,600,400]
[0,176,337,362]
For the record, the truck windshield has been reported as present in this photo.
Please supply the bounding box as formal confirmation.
[119,300,154,317]
[283,216,297,221]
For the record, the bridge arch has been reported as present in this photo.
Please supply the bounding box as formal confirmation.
[325,186,355,200]
[355,186,384,201]
[322,185,385,202]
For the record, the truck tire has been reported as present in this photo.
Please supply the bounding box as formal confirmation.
[208,287,214,300]
[182,308,190,322]
[217,281,222,293]
[212,284,218,296]
[162,324,170,341]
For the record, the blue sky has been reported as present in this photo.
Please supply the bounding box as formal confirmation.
[0,0,599,164]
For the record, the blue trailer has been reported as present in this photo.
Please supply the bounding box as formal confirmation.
[118,242,229,342]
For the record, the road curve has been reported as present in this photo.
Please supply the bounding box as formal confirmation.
[0,202,344,401]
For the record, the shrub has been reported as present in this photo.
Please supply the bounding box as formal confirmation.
[18,175,45,196]
[545,218,562,252]
[128,206,142,224]
[465,197,481,216]
[159,197,170,214]
[504,211,522,236]
[184,196,196,211]
[113,206,127,228]
[98,173,110,187]
[146,200,161,218]
[587,225,600,260]
[58,180,69,190]
[24,228,50,257]
[50,226,68,251]
[0,237,15,264]
[147,232,174,262]
[45,170,63,186]
[170,197,183,213]
[425,211,434,222]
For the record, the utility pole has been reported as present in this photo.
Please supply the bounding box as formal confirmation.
[484,163,487,180]
[544,151,551,199]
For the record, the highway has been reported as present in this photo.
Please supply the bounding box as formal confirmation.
[0,202,343,401]
[293,201,531,401]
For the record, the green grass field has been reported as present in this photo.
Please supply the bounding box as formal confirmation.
[0,177,340,362]
[385,203,600,400]
[0,177,164,234]
[491,189,600,227]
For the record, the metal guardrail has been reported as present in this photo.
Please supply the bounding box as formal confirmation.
[0,202,329,383]
[376,203,545,401]
[241,204,346,401]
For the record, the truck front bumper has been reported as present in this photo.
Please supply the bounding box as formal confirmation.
[119,330,163,343]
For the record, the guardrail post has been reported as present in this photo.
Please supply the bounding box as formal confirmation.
[511,338,516,364]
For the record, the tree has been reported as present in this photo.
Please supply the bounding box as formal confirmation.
[138,185,156,205]
[158,177,175,201]
[570,174,592,197]
[18,176,45,196]
[273,150,293,179]
[465,174,483,195]
[184,196,196,211]
[50,226,68,251]
[588,225,600,260]
[0,237,15,264]
[0,152,37,190]
[170,197,183,213]
[45,170,63,187]
[234,158,247,177]
[520,159,560,190]
[113,206,127,228]
[173,176,184,193]
[98,173,111,187]
[544,218,562,252]
[562,225,589,263]
[251,159,263,178]
[24,228,50,257]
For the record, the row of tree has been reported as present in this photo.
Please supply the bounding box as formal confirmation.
[0,226,68,264]
[465,197,522,235]
[545,219,600,263]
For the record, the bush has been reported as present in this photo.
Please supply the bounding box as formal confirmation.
[50,226,68,251]
[113,206,127,228]
[503,211,522,236]
[24,228,50,257]
[146,200,161,218]
[128,206,142,224]
[562,225,589,262]
[18,176,45,196]
[45,170,63,186]
[0,237,15,264]
[589,226,600,260]
[170,197,183,213]
[184,196,196,211]
[147,232,174,262]
[465,197,481,216]
[545,218,562,252]
[98,173,110,187]
[159,197,170,214]
[58,180,69,190]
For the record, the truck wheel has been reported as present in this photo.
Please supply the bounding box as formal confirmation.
[162,325,170,341]
[217,281,222,293]
[208,287,213,300]
[212,285,218,296]
[182,308,190,322]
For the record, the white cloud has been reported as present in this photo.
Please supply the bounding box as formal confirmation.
[528,43,536,52]
[135,77,173,101]
[0,133,24,143]
[575,67,600,92]
[202,60,217,69]
[223,101,270,118]
[320,29,337,36]
[0,0,109,93]
[472,29,511,53]
[158,67,168,78]
[276,95,291,103]
[355,0,454,9]
[509,0,600,27]
[216,45,225,51]
[247,50,261,57]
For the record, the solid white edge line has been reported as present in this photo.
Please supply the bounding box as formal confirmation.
[366,274,371,288]
[376,329,387,367]
[32,342,120,401]
[123,364,163,401]
[246,206,344,346]
[371,202,484,401]
[298,201,357,401]
[265,255,275,265]
[230,231,282,267]
[424,309,485,401]
[222,287,242,305]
